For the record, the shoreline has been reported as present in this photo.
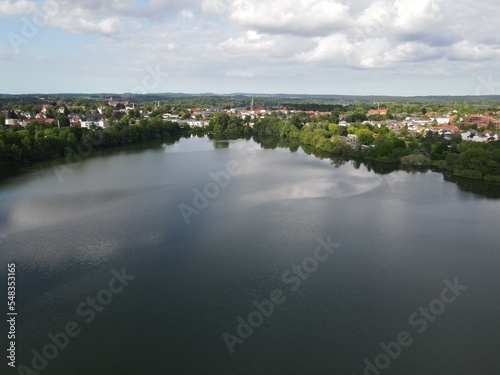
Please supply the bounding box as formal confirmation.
[2,133,499,194]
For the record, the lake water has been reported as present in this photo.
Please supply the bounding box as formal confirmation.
[1,137,499,375]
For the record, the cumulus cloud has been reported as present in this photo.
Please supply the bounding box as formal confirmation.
[62,17,122,35]
[297,34,392,68]
[220,30,313,59]
[0,0,39,16]
[0,0,135,35]
[392,0,443,33]
[229,0,351,36]
[201,0,227,15]
[2,0,500,94]
[388,42,440,63]
[449,41,500,61]
[353,0,396,40]
[226,0,500,71]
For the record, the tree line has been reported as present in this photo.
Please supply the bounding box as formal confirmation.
[246,113,500,183]
[0,119,180,165]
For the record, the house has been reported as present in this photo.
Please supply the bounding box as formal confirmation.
[404,117,431,127]
[5,119,19,126]
[430,117,450,125]
[81,115,108,129]
[21,118,56,127]
[251,106,266,115]
[367,109,388,116]
[20,111,33,119]
[70,117,81,127]
[340,134,357,147]
[71,114,108,128]
[460,130,493,142]
[442,131,453,141]
[163,114,180,120]
[485,132,500,141]
[472,132,489,142]
[178,120,209,127]
[464,114,500,129]
[461,130,476,141]
[108,97,130,108]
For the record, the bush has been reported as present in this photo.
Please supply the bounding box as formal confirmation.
[484,175,500,183]
[400,154,432,166]
[453,168,483,180]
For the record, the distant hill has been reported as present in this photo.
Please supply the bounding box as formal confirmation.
[1,93,499,107]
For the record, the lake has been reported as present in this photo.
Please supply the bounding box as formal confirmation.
[1,136,499,375]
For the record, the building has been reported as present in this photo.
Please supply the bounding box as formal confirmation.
[21,118,56,127]
[367,109,388,116]
[5,119,19,126]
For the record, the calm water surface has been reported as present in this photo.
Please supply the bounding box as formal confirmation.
[0,137,499,375]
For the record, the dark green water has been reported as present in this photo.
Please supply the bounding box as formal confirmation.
[0,137,499,375]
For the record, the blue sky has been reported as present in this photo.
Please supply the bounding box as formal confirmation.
[1,0,500,96]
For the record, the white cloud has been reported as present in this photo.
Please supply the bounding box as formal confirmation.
[2,0,500,95]
[354,0,396,40]
[0,0,39,16]
[387,41,440,62]
[393,0,443,33]
[220,30,313,59]
[201,0,227,15]
[297,34,392,68]
[48,15,123,35]
[229,0,351,36]
[449,40,500,61]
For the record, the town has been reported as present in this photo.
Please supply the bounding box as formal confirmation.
[2,96,500,143]
[1,95,500,182]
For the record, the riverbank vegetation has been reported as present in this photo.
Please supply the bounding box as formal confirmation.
[214,111,500,183]
[0,119,181,164]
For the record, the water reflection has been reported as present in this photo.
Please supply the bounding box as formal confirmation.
[0,136,499,375]
[444,174,500,199]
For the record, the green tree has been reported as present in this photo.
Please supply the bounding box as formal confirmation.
[356,128,374,145]
[210,112,230,133]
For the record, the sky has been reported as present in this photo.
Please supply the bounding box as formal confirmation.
[1,0,500,96]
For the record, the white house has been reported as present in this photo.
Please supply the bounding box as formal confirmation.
[485,132,499,141]
[430,117,450,125]
[472,133,489,142]
[5,119,19,126]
